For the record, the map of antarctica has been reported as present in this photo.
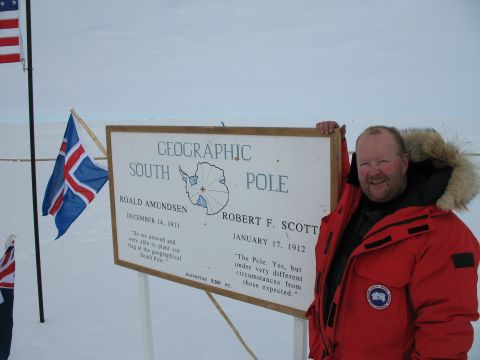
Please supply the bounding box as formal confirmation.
[179,162,229,215]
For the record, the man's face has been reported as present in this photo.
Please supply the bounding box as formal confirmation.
[356,130,409,203]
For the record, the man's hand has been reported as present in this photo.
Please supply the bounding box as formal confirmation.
[316,121,346,140]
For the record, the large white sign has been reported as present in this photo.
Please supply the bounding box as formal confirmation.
[107,126,340,317]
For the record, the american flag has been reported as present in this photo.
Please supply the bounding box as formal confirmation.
[0,0,21,64]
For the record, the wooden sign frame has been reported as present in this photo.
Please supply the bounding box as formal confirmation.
[107,126,340,318]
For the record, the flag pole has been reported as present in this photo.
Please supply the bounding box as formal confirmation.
[25,0,45,323]
[70,109,107,156]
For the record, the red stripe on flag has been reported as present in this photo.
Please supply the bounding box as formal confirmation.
[49,191,64,215]
[60,140,67,154]
[0,36,19,46]
[0,18,19,29]
[1,253,9,267]
[0,53,20,63]
[0,261,14,278]
[65,145,85,171]
[0,249,12,267]
[65,145,96,203]
[65,172,95,203]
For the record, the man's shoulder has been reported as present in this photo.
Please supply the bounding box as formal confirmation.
[425,206,479,248]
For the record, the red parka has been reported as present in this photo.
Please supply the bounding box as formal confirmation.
[307,129,480,359]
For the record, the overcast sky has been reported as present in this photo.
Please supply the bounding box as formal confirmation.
[0,0,479,130]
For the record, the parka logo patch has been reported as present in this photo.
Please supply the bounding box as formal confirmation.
[367,285,391,310]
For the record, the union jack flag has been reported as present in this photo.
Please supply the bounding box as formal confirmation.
[0,235,14,360]
[42,114,109,239]
[0,235,15,306]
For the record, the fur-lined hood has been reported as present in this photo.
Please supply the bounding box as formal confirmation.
[401,128,479,211]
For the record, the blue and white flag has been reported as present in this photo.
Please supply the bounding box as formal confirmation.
[42,114,109,239]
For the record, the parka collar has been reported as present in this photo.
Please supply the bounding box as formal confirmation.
[348,128,479,211]
[402,128,479,211]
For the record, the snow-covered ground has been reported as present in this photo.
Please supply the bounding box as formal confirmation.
[0,120,479,359]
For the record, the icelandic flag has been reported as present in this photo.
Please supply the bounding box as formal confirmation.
[42,115,109,239]
[0,235,15,360]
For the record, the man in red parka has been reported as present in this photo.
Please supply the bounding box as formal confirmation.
[307,121,480,359]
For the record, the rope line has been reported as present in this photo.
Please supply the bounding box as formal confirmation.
[205,291,258,360]
[2,153,480,162]
[0,157,107,162]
